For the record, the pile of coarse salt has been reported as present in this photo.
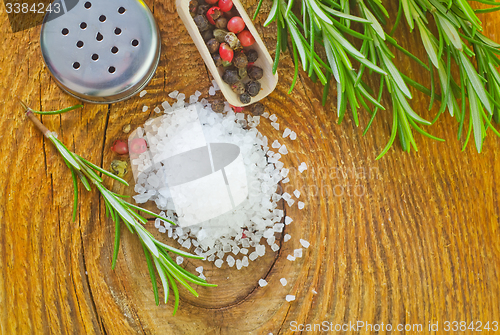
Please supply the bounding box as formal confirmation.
[130,89,290,269]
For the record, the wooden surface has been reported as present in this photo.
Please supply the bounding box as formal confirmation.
[1,1,500,334]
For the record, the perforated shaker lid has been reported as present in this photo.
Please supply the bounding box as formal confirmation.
[40,0,160,103]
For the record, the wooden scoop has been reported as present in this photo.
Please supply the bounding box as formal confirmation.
[176,0,278,107]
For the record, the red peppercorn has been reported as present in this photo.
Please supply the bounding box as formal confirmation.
[111,139,128,155]
[237,30,255,46]
[206,6,221,25]
[205,0,218,4]
[230,104,244,113]
[129,138,148,154]
[219,43,234,62]
[227,16,245,34]
[218,0,233,12]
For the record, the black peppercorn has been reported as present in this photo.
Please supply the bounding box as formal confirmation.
[246,80,261,97]
[215,17,227,29]
[212,53,223,66]
[211,100,225,113]
[248,66,263,80]
[197,4,210,15]
[224,7,239,19]
[225,32,242,51]
[233,52,248,69]
[231,81,246,94]
[244,49,258,63]
[206,39,219,54]
[201,29,214,42]
[194,15,210,31]
[213,29,228,42]
[238,67,247,79]
[189,0,198,13]
[239,93,251,104]
[249,102,265,116]
[222,68,239,84]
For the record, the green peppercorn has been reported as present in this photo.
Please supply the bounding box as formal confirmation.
[248,66,263,80]
[215,17,227,29]
[222,68,239,85]
[211,100,225,113]
[222,60,233,67]
[110,160,128,178]
[206,38,219,53]
[214,29,228,42]
[197,4,210,15]
[238,67,247,79]
[239,93,251,104]
[249,102,265,116]
[244,49,259,63]
[233,52,248,69]
[212,53,223,66]
[201,29,214,42]
[246,80,261,97]
[194,15,210,31]
[231,81,246,94]
[224,32,242,51]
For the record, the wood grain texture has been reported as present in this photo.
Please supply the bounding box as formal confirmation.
[1,1,499,334]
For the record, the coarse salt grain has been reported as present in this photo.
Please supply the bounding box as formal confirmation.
[140,90,147,97]
[284,234,291,242]
[289,131,297,140]
[287,255,295,261]
[154,107,161,113]
[300,239,310,248]
[258,279,268,287]
[278,144,288,155]
[298,201,305,209]
[294,248,303,258]
[214,259,223,268]
[286,295,295,302]
[283,128,291,138]
[176,256,183,265]
[269,114,277,122]
[142,106,148,112]
[196,266,204,273]
[227,255,235,267]
[298,162,308,173]
[285,216,293,225]
[168,90,179,98]
[312,289,317,294]
[272,140,280,148]
[293,190,300,198]
[282,177,290,183]
[161,101,171,109]
[271,122,279,130]
[280,278,287,286]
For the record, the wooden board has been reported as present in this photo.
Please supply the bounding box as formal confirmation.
[1,1,499,334]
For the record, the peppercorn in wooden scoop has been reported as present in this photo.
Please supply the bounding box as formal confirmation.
[177,0,278,107]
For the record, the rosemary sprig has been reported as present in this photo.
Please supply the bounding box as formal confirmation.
[256,0,500,155]
[261,0,387,126]
[399,0,500,153]
[23,104,216,314]
[357,0,444,158]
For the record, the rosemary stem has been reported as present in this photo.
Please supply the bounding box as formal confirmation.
[26,109,52,137]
